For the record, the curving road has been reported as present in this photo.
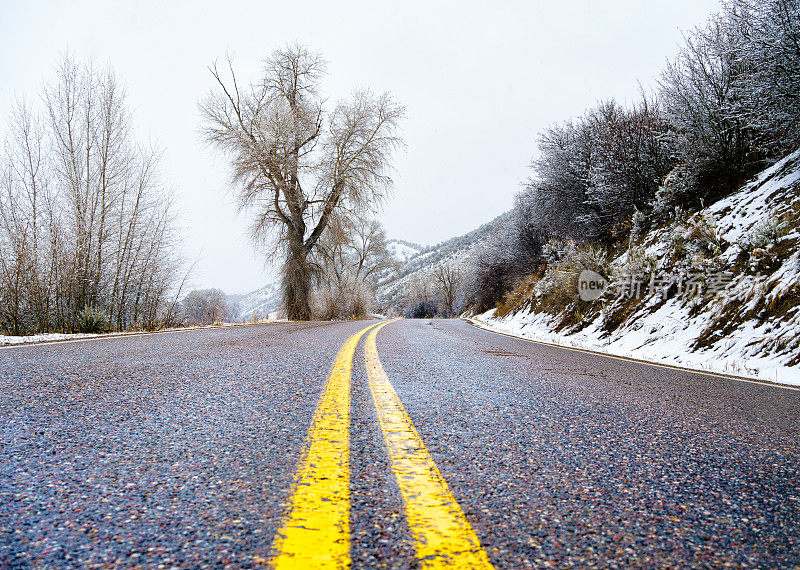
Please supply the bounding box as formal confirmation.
[1,319,798,567]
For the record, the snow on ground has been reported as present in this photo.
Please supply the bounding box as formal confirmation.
[0,332,101,346]
[472,306,800,387]
[0,320,289,347]
[708,148,800,246]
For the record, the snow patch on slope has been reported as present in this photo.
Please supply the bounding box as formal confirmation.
[232,281,282,321]
[387,239,423,264]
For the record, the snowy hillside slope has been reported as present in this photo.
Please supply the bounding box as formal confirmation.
[478,149,800,386]
[387,239,423,263]
[230,281,282,321]
[376,212,512,309]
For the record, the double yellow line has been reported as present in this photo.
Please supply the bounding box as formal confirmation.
[270,320,493,569]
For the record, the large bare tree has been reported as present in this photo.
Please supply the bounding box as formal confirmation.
[200,45,404,320]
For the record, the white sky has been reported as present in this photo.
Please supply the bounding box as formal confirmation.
[1,0,720,294]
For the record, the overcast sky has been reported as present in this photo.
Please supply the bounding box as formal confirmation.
[1,0,721,294]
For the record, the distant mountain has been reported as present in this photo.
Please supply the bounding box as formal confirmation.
[375,212,512,310]
[229,280,282,322]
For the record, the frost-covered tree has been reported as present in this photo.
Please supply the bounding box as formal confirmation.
[521,98,676,243]
[528,119,593,240]
[660,11,757,201]
[467,199,548,311]
[725,0,800,156]
[582,99,677,240]
[0,55,186,335]
[182,288,231,325]
[200,45,404,320]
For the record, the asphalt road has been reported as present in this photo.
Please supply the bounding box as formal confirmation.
[1,319,798,568]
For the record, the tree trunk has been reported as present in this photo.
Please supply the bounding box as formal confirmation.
[284,245,314,321]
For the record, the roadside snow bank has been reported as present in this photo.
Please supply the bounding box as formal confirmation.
[472,310,800,387]
[0,332,100,346]
[0,320,290,347]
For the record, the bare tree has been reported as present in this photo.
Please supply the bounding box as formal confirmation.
[0,160,32,334]
[433,261,464,317]
[0,54,186,335]
[401,275,438,318]
[0,98,54,334]
[340,217,396,283]
[200,45,404,320]
[182,288,232,325]
[313,217,394,319]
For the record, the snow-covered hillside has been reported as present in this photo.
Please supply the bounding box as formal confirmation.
[376,213,511,309]
[477,149,800,386]
[387,239,423,263]
[230,281,282,322]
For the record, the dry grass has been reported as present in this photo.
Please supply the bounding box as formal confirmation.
[311,281,372,320]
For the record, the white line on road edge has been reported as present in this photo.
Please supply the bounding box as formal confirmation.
[465,318,800,392]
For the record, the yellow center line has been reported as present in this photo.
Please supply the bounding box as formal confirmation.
[365,321,495,569]
[270,321,382,570]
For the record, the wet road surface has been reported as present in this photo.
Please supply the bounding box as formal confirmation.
[1,319,798,567]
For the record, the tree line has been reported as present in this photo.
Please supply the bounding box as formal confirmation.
[0,55,186,334]
[3,44,404,333]
[470,0,800,311]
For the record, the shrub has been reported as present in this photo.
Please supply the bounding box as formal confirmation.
[740,218,788,252]
[76,306,111,334]
[650,164,694,223]
[404,301,438,319]
[668,233,688,263]
[738,217,790,273]
[630,208,649,241]
[686,214,724,258]
[312,280,372,320]
[496,239,611,329]
[614,245,658,284]
[496,274,539,318]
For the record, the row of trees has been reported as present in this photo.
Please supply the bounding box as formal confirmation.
[470,0,800,311]
[3,45,402,332]
[0,56,186,334]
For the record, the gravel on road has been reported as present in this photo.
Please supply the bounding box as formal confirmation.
[1,318,798,568]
